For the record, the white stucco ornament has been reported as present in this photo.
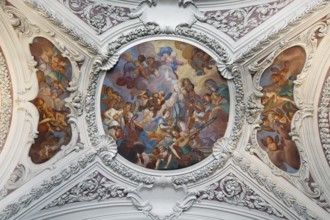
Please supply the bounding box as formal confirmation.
[131,0,204,32]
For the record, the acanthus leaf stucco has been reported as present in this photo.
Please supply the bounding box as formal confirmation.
[202,0,294,41]
[0,51,12,154]
[1,0,330,220]
[57,0,131,35]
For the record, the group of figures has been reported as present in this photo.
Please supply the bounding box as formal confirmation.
[29,37,72,164]
[101,40,230,170]
[258,46,304,173]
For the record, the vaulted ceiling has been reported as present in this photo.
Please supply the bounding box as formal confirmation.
[0,0,330,220]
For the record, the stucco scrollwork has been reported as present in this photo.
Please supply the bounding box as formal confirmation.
[0,0,5,8]
[246,94,264,124]
[202,0,294,41]
[130,0,204,33]
[0,152,96,220]
[96,135,117,161]
[319,73,330,165]
[0,51,12,153]
[0,5,89,196]
[232,153,320,220]
[3,6,40,37]
[212,137,234,160]
[24,0,99,55]
[247,15,330,202]
[71,90,84,116]
[234,0,330,64]
[84,22,244,186]
[196,173,285,218]
[58,0,131,35]
[43,170,129,209]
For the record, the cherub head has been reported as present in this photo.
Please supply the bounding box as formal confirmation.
[171,126,181,138]
[163,109,170,119]
[146,57,155,65]
[203,93,212,103]
[159,145,166,153]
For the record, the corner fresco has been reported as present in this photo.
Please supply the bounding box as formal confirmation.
[29,37,72,164]
[258,46,305,173]
[101,40,230,170]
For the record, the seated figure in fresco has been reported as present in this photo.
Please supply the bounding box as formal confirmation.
[203,93,215,113]
[191,48,213,76]
[136,89,172,116]
[158,47,186,74]
[261,91,296,113]
[51,81,67,111]
[261,136,286,170]
[101,87,122,113]
[154,145,169,170]
[163,126,201,169]
[261,110,300,170]
[148,109,173,142]
[103,104,125,140]
[204,79,229,113]
[145,56,161,78]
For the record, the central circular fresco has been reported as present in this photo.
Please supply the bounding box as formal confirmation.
[101,40,229,170]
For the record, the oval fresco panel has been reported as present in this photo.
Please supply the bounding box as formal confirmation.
[258,46,305,173]
[29,37,72,164]
[101,40,230,170]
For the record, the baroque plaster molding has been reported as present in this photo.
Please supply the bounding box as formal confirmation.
[1,5,89,197]
[85,23,244,186]
[3,5,86,65]
[0,0,5,8]
[0,164,27,201]
[3,5,40,37]
[71,90,84,116]
[234,0,330,64]
[232,153,320,220]
[57,0,131,35]
[195,173,285,218]
[0,152,97,220]
[41,171,286,220]
[20,0,330,65]
[246,16,330,198]
[245,94,264,124]
[23,0,99,55]
[0,51,12,153]
[202,0,294,41]
[43,170,129,209]
[318,71,330,166]
[246,15,330,202]
[130,0,205,33]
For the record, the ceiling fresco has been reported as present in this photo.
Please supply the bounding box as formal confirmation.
[257,46,305,173]
[0,0,330,220]
[28,37,73,164]
[101,40,229,170]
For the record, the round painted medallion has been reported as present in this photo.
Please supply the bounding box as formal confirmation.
[101,40,230,170]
